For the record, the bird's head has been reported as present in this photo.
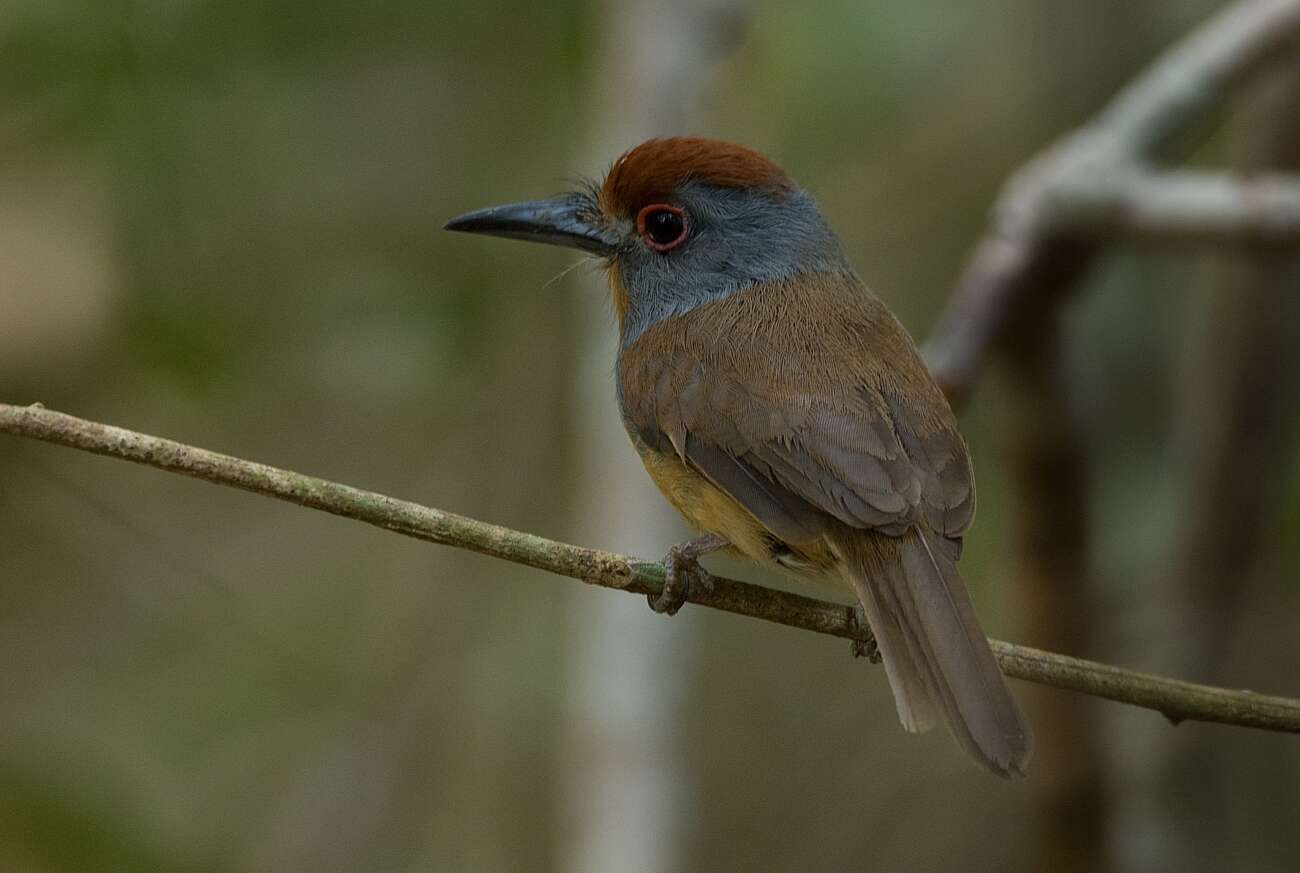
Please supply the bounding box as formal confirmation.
[445,137,850,341]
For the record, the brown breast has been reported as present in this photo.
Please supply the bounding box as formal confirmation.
[617,271,974,561]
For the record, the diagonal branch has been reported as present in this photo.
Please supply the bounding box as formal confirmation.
[925,0,1300,403]
[915,0,1300,850]
[3,401,1298,734]
[1096,0,1300,159]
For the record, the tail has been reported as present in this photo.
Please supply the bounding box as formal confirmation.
[832,527,1032,777]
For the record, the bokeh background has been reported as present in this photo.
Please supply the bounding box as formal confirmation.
[2,1,1298,871]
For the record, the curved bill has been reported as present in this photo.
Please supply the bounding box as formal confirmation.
[444,195,619,256]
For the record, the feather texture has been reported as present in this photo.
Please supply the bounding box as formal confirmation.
[601,137,795,218]
[617,270,1031,775]
[834,529,1031,776]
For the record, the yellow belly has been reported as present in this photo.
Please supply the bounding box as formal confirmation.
[637,446,779,562]
[634,444,841,580]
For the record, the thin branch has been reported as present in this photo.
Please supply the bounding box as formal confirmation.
[3,401,1299,734]
[925,0,1300,402]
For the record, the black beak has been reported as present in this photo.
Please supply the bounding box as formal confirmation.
[444,194,620,257]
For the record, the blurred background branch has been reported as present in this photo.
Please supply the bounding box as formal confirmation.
[1001,308,1100,872]
[559,3,751,868]
[4,402,1300,736]
[1060,170,1300,244]
[925,0,1300,403]
[3,0,1299,870]
[1111,57,1300,873]
[919,1,1300,869]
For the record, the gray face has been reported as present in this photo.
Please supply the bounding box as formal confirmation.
[445,179,854,346]
[610,182,853,345]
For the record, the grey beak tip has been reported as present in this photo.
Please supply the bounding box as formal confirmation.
[443,212,479,233]
[440,198,618,257]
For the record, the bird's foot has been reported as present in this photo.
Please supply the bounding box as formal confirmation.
[849,605,881,663]
[648,533,729,616]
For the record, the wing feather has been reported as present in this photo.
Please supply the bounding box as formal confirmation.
[619,271,974,544]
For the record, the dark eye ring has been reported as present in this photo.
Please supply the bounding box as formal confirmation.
[636,204,688,252]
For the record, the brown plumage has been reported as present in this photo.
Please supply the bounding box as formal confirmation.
[619,272,1031,776]
[600,137,794,218]
[445,136,1032,776]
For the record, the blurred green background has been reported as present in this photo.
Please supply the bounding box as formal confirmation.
[2,1,1298,871]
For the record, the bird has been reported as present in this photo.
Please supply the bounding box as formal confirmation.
[445,137,1031,776]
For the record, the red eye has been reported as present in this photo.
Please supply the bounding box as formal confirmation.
[636,204,688,252]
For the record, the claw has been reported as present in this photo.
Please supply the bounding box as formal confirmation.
[849,605,881,663]
[647,534,727,616]
[850,636,881,663]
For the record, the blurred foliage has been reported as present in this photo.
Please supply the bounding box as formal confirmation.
[1,0,1297,871]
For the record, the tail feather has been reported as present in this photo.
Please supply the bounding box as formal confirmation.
[833,527,1032,777]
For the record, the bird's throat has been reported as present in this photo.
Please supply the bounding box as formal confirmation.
[605,263,631,331]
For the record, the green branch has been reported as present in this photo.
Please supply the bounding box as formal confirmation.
[3,401,1298,734]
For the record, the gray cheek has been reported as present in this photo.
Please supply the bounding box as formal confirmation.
[614,187,852,345]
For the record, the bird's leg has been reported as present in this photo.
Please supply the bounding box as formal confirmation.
[849,604,881,663]
[649,533,730,616]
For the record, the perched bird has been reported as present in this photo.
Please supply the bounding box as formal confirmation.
[445,137,1031,776]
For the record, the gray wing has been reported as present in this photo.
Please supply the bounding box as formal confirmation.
[655,366,974,547]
